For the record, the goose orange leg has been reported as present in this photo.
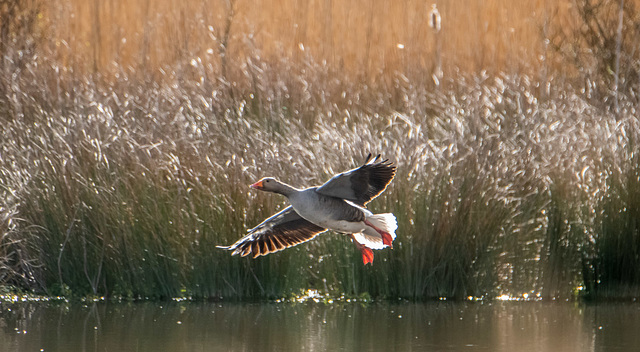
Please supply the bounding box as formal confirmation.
[349,234,374,265]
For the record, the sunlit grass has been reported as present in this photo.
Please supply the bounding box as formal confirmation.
[44,0,556,79]
[1,0,640,300]
[1,54,639,301]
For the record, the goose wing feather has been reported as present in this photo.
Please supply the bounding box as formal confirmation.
[316,153,396,206]
[217,206,326,258]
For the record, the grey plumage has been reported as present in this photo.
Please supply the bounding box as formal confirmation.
[217,154,396,259]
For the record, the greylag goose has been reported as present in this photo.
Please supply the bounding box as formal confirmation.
[217,154,397,264]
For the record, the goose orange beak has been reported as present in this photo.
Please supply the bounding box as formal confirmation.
[250,180,264,189]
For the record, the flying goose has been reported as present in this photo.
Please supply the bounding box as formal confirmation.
[217,154,397,264]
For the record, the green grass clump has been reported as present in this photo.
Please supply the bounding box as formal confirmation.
[1,56,640,301]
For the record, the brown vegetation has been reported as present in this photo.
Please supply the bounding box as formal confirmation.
[41,1,559,79]
[1,0,640,300]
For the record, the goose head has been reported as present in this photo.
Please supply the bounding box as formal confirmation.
[250,177,294,195]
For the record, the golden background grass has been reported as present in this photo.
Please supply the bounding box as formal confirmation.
[43,0,578,80]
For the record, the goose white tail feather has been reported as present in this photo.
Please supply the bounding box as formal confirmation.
[366,213,397,238]
[353,231,385,250]
[352,213,397,249]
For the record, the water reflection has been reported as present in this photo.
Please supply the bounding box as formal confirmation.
[1,300,639,351]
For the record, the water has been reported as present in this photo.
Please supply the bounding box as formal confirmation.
[1,300,639,351]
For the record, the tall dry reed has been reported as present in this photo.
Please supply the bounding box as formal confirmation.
[1,54,639,300]
[42,0,561,81]
[1,0,640,300]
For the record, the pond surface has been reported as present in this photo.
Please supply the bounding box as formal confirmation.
[1,300,639,351]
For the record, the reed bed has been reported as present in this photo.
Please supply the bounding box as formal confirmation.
[1,55,639,300]
[44,0,553,78]
[1,0,640,301]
